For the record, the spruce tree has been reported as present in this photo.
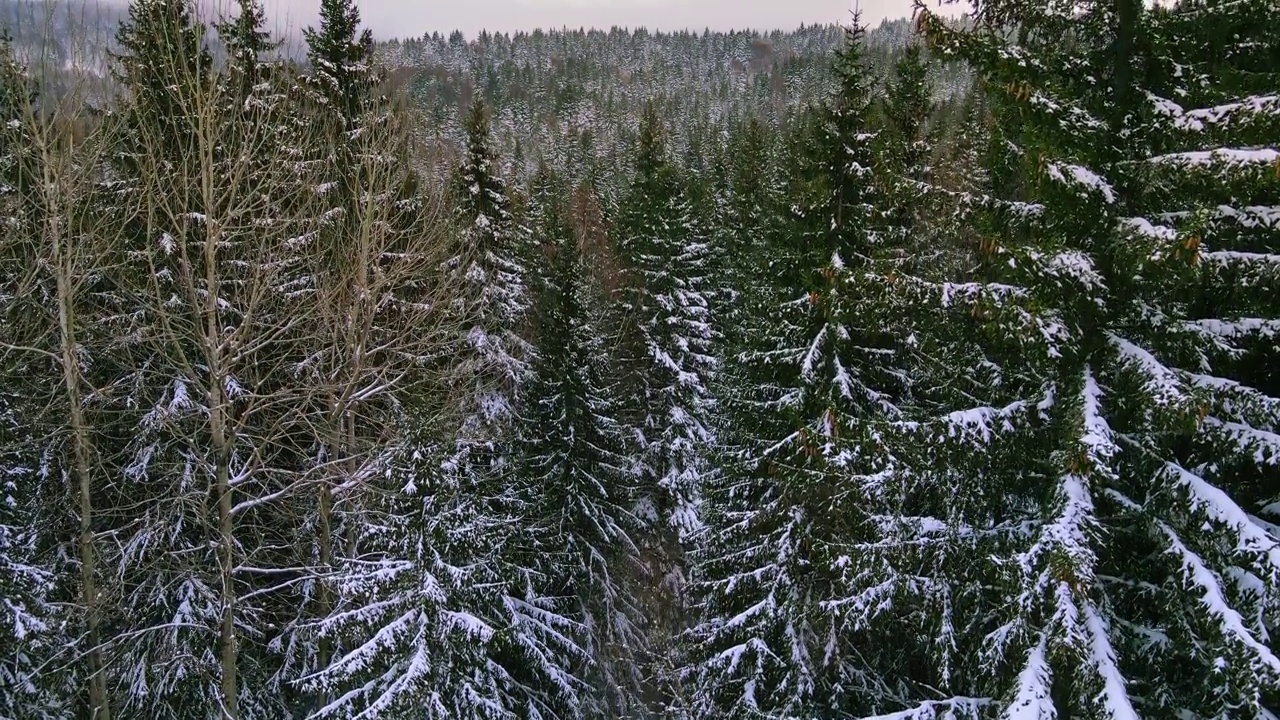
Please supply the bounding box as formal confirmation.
[517,167,643,717]
[900,0,1280,714]
[301,97,537,719]
[302,0,375,127]
[687,20,942,717]
[875,42,945,275]
[101,3,254,717]
[217,0,275,102]
[613,103,718,712]
[110,0,212,173]
[616,103,717,546]
[445,96,531,482]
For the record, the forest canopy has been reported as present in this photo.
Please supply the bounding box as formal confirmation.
[0,0,1277,718]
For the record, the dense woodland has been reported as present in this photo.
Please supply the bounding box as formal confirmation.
[0,0,1277,718]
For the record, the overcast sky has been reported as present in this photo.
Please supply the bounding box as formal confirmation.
[255,0,930,40]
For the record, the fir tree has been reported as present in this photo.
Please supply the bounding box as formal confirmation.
[216,0,276,102]
[302,97,538,719]
[875,42,944,275]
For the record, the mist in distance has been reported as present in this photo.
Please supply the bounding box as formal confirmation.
[256,0,944,39]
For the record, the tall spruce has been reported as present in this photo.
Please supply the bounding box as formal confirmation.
[517,166,644,717]
[293,0,388,696]
[445,96,531,485]
[902,0,1280,715]
[616,103,717,545]
[614,103,718,713]
[687,19,945,717]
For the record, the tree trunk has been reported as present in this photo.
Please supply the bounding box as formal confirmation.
[49,170,112,720]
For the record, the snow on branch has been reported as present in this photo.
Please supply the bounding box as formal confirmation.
[1186,318,1280,340]
[1200,417,1280,465]
[1161,205,1280,230]
[1158,520,1280,678]
[937,401,1030,444]
[1202,250,1280,267]
[1163,462,1280,580]
[1149,148,1280,167]
[1123,216,1179,242]
[1168,94,1280,132]
[1083,604,1140,720]
[1046,163,1116,203]
[1003,635,1056,720]
[858,696,994,720]
[1019,473,1098,605]
[1186,373,1280,427]
[1079,368,1118,474]
[938,282,1028,308]
[1109,334,1188,407]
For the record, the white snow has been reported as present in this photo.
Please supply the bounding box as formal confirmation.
[1109,334,1187,407]
[1164,462,1280,577]
[1174,95,1280,132]
[1159,521,1280,676]
[1003,636,1055,720]
[1046,163,1116,203]
[1187,318,1280,339]
[1150,147,1280,166]
[1124,217,1179,242]
[1083,604,1140,720]
[943,401,1027,443]
[859,697,994,720]
[1080,368,1117,470]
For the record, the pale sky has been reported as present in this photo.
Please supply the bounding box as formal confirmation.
[256,0,930,40]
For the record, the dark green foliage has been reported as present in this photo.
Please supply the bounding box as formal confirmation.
[0,1,1276,718]
[303,0,374,124]
[519,168,642,716]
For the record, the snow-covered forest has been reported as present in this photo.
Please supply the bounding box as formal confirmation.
[0,0,1278,717]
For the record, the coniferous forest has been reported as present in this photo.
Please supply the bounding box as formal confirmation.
[0,0,1278,717]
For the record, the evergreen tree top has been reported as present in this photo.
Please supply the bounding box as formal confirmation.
[112,0,211,88]
[303,0,377,121]
[304,0,373,70]
[634,102,674,184]
[217,0,276,63]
